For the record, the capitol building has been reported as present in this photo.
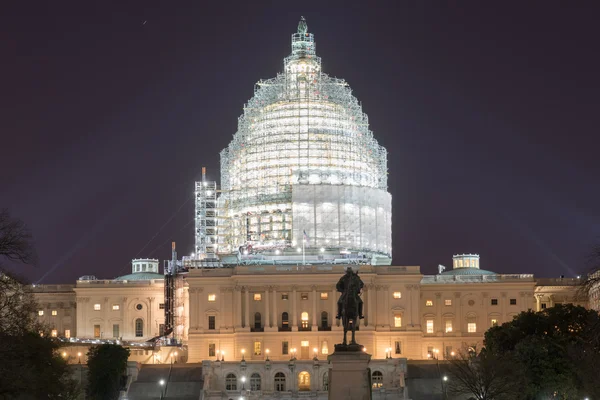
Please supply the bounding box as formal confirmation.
[32,18,591,399]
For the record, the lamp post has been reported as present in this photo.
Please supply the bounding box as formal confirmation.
[158,379,165,399]
[221,351,225,362]
[241,376,246,390]
[313,347,318,361]
[77,352,82,364]
[241,348,246,361]
[265,349,270,361]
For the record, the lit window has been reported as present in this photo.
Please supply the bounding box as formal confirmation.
[301,312,309,329]
[254,293,262,301]
[301,293,308,300]
[393,292,401,299]
[445,299,452,306]
[321,340,328,354]
[281,293,289,300]
[254,341,262,355]
[94,304,101,310]
[426,300,433,307]
[394,315,402,327]
[320,292,328,300]
[64,329,70,338]
[491,319,498,327]
[426,320,434,333]
[468,322,477,333]
[112,304,120,311]
[208,294,216,302]
[301,340,309,347]
[51,310,57,316]
[38,310,44,316]
[372,371,383,388]
[51,330,57,337]
[445,320,453,332]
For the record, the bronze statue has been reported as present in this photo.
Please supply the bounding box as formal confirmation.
[335,268,365,347]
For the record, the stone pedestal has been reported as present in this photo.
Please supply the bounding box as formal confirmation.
[327,346,372,400]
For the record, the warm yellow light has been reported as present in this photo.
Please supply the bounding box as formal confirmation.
[363,347,367,352]
[242,349,245,354]
[77,352,81,357]
[313,347,318,353]
[266,349,270,354]
[62,352,67,358]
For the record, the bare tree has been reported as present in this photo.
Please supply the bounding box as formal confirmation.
[446,348,524,400]
[0,208,38,268]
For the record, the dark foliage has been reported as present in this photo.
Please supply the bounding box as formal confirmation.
[86,344,130,400]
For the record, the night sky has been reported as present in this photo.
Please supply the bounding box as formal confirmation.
[2,2,599,283]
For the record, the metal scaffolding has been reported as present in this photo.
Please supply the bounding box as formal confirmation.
[195,17,391,265]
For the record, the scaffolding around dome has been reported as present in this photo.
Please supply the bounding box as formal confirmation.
[194,18,391,267]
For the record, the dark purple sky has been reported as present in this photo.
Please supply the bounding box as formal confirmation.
[2,2,599,283]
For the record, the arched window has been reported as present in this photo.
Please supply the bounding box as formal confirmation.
[274,372,286,391]
[301,312,309,329]
[250,373,261,391]
[323,372,329,391]
[282,312,289,329]
[321,311,328,329]
[135,318,143,337]
[225,373,237,391]
[372,371,383,388]
[254,312,262,329]
[298,371,310,391]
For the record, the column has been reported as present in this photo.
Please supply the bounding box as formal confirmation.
[435,292,442,334]
[273,286,278,329]
[384,285,390,327]
[366,284,373,328]
[500,292,507,322]
[244,287,250,328]
[188,290,197,330]
[103,297,109,337]
[454,292,462,334]
[292,285,298,331]
[235,286,242,329]
[535,294,541,312]
[412,285,420,328]
[265,287,271,328]
[148,297,155,337]
[406,286,413,326]
[331,286,337,328]
[121,297,127,339]
[311,285,318,329]
[197,288,204,330]
[548,294,554,308]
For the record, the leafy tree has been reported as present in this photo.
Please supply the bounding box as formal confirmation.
[87,344,130,400]
[446,347,524,400]
[484,304,600,399]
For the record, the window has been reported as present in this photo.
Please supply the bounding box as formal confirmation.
[94,304,101,311]
[426,300,433,307]
[38,310,44,316]
[135,319,143,337]
[281,312,289,328]
[301,312,309,329]
[208,315,216,330]
[298,371,310,391]
[395,341,401,354]
[208,294,216,302]
[51,329,57,337]
[159,324,165,336]
[426,319,434,333]
[51,310,57,316]
[372,371,383,388]
[275,372,286,391]
[394,314,402,327]
[64,329,70,338]
[491,319,498,327]
[282,341,289,355]
[225,373,237,391]
[254,341,262,355]
[94,324,101,338]
[159,303,165,309]
[321,340,328,354]
[254,293,262,301]
[393,292,401,299]
[250,373,261,391]
[112,304,120,310]
[541,303,547,309]
[301,293,308,300]
[208,343,216,357]
[321,311,328,329]
[254,312,262,329]
[510,298,517,305]
[135,304,143,310]
[445,320,453,332]
[468,322,477,333]
[491,298,498,306]
[323,372,329,391]
[281,293,289,300]
[445,299,452,306]
[113,324,119,338]
[320,292,328,300]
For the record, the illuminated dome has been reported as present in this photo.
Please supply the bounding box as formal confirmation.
[199,18,391,264]
[114,259,162,281]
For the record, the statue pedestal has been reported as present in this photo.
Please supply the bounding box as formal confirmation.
[327,346,372,400]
